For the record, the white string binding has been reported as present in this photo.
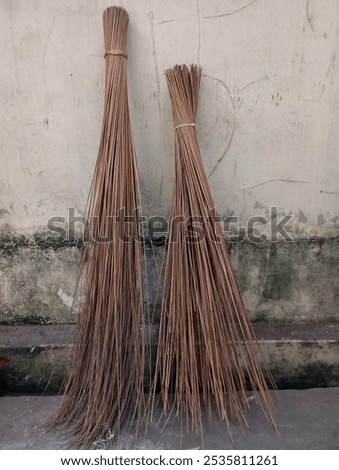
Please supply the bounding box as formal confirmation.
[174,123,196,130]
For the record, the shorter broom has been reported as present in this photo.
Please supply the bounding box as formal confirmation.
[152,64,276,434]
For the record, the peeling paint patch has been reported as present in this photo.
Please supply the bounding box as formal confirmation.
[318,214,326,226]
[57,288,73,308]
[298,209,308,223]
[254,201,265,210]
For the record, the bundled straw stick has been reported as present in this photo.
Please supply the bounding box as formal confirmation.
[152,64,276,433]
[48,6,145,447]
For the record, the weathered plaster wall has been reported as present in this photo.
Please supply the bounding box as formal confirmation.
[0,0,339,238]
[0,0,338,330]
[0,238,337,324]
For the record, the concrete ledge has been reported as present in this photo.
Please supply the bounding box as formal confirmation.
[0,323,338,393]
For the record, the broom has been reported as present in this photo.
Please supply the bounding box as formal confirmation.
[152,64,276,434]
[48,6,145,447]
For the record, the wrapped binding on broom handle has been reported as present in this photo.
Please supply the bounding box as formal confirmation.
[152,64,276,435]
[104,49,128,58]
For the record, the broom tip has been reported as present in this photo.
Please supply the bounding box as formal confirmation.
[164,64,203,76]
[103,5,129,22]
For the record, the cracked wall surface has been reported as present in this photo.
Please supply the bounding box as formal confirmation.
[0,0,338,327]
[0,0,338,238]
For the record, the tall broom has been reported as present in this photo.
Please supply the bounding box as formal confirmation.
[48,6,145,447]
[152,64,276,435]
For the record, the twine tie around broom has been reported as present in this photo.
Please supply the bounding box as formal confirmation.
[104,49,128,58]
[174,123,196,130]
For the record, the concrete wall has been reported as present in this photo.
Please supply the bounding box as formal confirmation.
[0,0,338,390]
[0,0,338,325]
[1,239,338,324]
[0,0,339,238]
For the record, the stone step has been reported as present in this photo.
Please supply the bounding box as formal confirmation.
[0,323,338,394]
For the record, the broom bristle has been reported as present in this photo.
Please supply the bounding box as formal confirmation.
[152,64,276,433]
[47,6,146,447]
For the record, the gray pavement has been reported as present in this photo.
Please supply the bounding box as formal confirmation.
[0,388,338,450]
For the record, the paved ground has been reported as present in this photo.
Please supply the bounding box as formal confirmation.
[0,388,338,450]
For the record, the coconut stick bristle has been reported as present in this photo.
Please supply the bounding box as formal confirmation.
[47,6,145,447]
[152,64,276,433]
